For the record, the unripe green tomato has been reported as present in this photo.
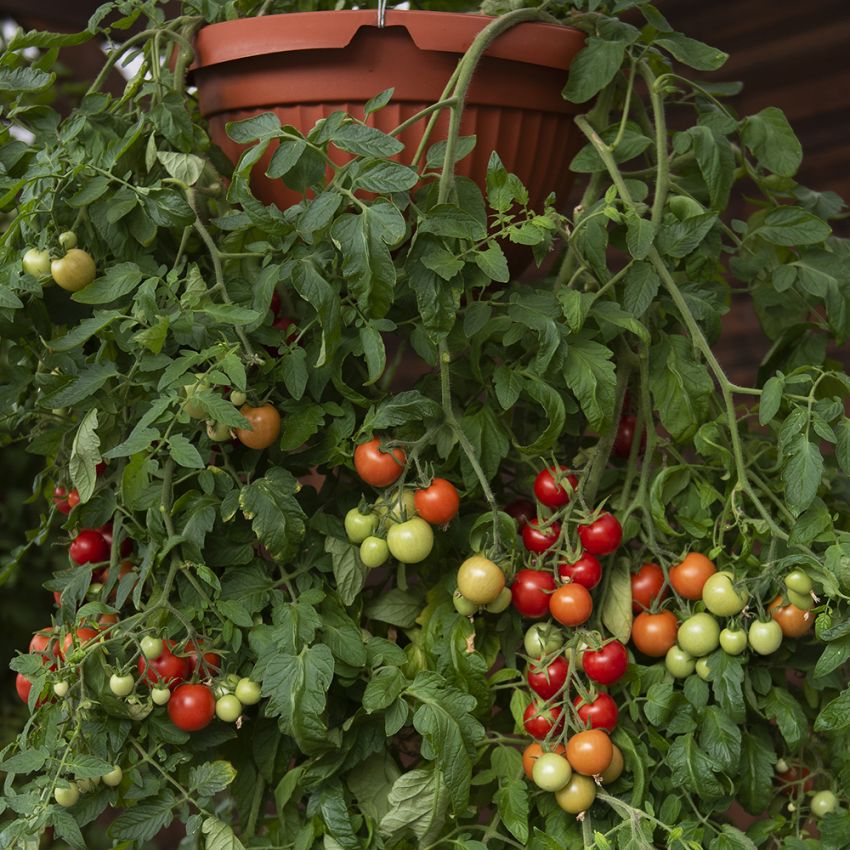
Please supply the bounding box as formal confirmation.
[53,681,69,698]
[87,582,104,599]
[485,587,513,614]
[22,248,51,278]
[532,753,572,792]
[523,623,564,657]
[230,390,247,407]
[140,636,163,660]
[456,555,505,605]
[665,645,695,678]
[151,686,171,706]
[695,657,712,681]
[182,376,208,419]
[54,783,80,807]
[677,613,721,657]
[58,230,78,250]
[775,759,790,774]
[702,571,748,616]
[811,790,838,817]
[376,490,417,524]
[345,508,378,544]
[109,673,135,697]
[719,627,748,656]
[235,678,262,706]
[77,777,100,793]
[787,589,814,611]
[453,592,478,616]
[785,569,813,595]
[206,420,231,442]
[667,194,704,220]
[748,620,783,655]
[102,766,123,787]
[360,536,389,568]
[216,694,243,722]
[51,248,96,292]
[386,517,433,564]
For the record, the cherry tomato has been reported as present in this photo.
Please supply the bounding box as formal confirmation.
[630,563,668,613]
[613,415,645,459]
[152,687,171,705]
[344,508,378,544]
[665,645,695,678]
[669,553,716,600]
[748,619,783,654]
[15,673,32,704]
[695,657,712,681]
[485,587,513,614]
[776,764,815,795]
[414,478,460,525]
[69,529,110,565]
[719,627,748,656]
[386,517,434,564]
[453,592,478,615]
[601,744,625,784]
[527,656,568,700]
[785,570,814,595]
[554,773,597,813]
[523,703,564,740]
[51,248,96,292]
[53,681,69,698]
[137,639,190,688]
[566,729,613,776]
[216,694,242,722]
[577,513,621,556]
[140,636,163,659]
[360,536,389,568]
[102,766,123,787]
[67,489,80,510]
[573,693,618,732]
[54,486,72,515]
[109,673,135,697]
[523,623,564,657]
[787,589,813,611]
[549,583,593,627]
[522,519,561,553]
[532,752,573,791]
[559,553,602,590]
[582,641,628,685]
[168,683,215,732]
[184,640,222,675]
[58,231,77,251]
[533,466,577,509]
[505,498,535,529]
[54,783,80,807]
[375,489,416,524]
[22,248,51,277]
[511,569,556,619]
[235,678,262,706]
[811,790,838,817]
[97,523,133,558]
[456,555,504,605]
[60,626,101,659]
[631,611,678,658]
[522,742,566,779]
[29,629,55,659]
[677,613,720,657]
[702,571,748,617]
[354,438,406,487]
[236,404,281,450]
[768,596,813,638]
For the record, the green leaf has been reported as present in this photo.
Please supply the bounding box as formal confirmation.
[367,391,441,430]
[571,122,653,173]
[756,207,831,246]
[759,375,784,425]
[356,160,418,193]
[474,243,510,283]
[601,559,632,643]
[657,212,717,258]
[70,409,101,503]
[563,38,627,104]
[742,107,803,178]
[51,311,122,352]
[0,67,54,93]
[379,768,449,846]
[240,468,307,562]
[227,112,281,142]
[333,123,404,158]
[363,667,408,713]
[666,733,724,799]
[360,324,386,386]
[324,536,366,606]
[168,434,205,469]
[763,688,807,749]
[563,335,616,431]
[108,793,175,842]
[157,152,205,186]
[202,817,246,850]
[814,687,850,732]
[738,730,775,814]
[643,682,674,726]
[72,262,144,305]
[494,779,529,844]
[783,434,823,515]
[699,705,741,772]
[364,88,394,115]
[494,366,522,410]
[419,205,487,241]
[709,825,757,850]
[189,761,237,797]
[656,33,728,70]
[622,262,660,317]
[40,363,118,408]
[365,589,422,628]
[266,138,307,178]
[625,213,655,260]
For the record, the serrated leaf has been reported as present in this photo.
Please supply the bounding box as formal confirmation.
[72,262,144,305]
[601,559,632,643]
[380,768,448,845]
[202,817,246,850]
[69,409,101,503]
[189,761,237,797]
[563,38,627,104]
[240,468,306,562]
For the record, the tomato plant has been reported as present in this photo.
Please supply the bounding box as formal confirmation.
[631,610,679,658]
[582,640,628,685]
[168,683,216,732]
[577,513,622,556]
[511,568,556,619]
[413,478,460,525]
[533,466,577,509]
[558,552,602,589]
[630,562,668,612]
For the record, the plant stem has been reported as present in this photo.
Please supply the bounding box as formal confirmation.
[639,62,669,226]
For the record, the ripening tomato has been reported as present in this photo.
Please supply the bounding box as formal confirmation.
[51,248,96,292]
[566,729,613,776]
[236,404,281,450]
[527,656,569,700]
[137,639,190,688]
[558,553,602,590]
[69,529,110,565]
[631,611,678,658]
[523,703,564,740]
[505,498,535,529]
[15,673,32,704]
[554,773,597,813]
[613,415,645,459]
[577,513,622,556]
[582,641,628,685]
[522,742,566,779]
[168,683,215,732]
[677,613,721,657]
[532,752,573,792]
[669,553,716,600]
[630,563,668,613]
[511,569,556,619]
[457,555,505,605]
[522,519,561,553]
[768,595,813,638]
[573,693,619,732]
[354,437,406,487]
[386,517,434,564]
[414,478,460,525]
[533,466,577,509]
[549,583,593,627]
[600,744,625,784]
[29,629,55,659]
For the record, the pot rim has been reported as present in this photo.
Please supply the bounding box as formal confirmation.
[192,9,585,73]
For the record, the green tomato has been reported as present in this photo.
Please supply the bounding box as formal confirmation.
[109,673,135,697]
[360,536,389,568]
[206,420,231,442]
[748,620,783,655]
[523,623,564,657]
[386,517,433,564]
[667,194,704,220]
[87,582,104,600]
[554,774,597,814]
[811,790,838,817]
[485,587,513,614]
[182,375,208,419]
[775,758,790,774]
[376,490,417,524]
[719,627,747,656]
[151,686,171,705]
[235,678,262,706]
[787,589,813,611]
[665,645,695,678]
[53,681,69,698]
[702,571,748,617]
[102,766,123,787]
[125,696,152,721]
[216,694,243,722]
[453,592,478,616]
[58,230,78,250]
[784,569,813,595]
[54,783,80,807]
[677,613,720,657]
[230,390,247,407]
[140,636,163,660]
[695,657,712,681]
[22,248,51,278]
[532,753,572,792]
[345,507,378,544]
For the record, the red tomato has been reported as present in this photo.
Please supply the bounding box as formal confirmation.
[549,583,593,627]
[558,554,602,590]
[53,590,63,607]
[613,415,645,459]
[527,656,569,700]
[184,640,222,676]
[270,290,282,317]
[95,462,107,477]
[522,519,561,554]
[574,693,619,732]
[29,629,54,658]
[97,523,134,558]
[577,513,622,556]
[776,765,815,795]
[354,438,406,488]
[582,641,628,685]
[505,498,536,529]
[630,563,668,613]
[631,611,678,657]
[137,639,191,688]
[168,683,216,732]
[523,703,564,740]
[60,627,100,659]
[54,486,71,515]
[67,489,80,510]
[414,479,460,525]
[69,529,110,566]
[511,569,556,619]
[533,467,578,509]
[15,673,32,704]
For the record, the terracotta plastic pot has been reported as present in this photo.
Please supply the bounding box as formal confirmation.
[192,10,585,215]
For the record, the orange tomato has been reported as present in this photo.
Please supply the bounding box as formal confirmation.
[669,553,716,600]
[236,404,281,450]
[549,583,593,627]
[566,729,614,776]
[631,610,678,657]
[768,595,813,638]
